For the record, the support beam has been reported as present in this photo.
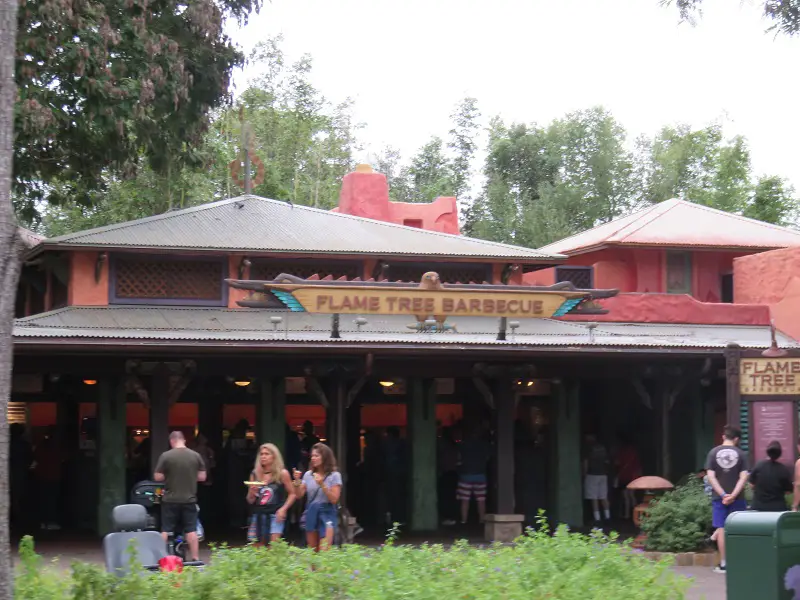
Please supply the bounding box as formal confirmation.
[725,344,741,428]
[149,369,170,473]
[493,377,515,515]
[257,378,286,452]
[97,378,127,535]
[553,379,582,527]
[326,380,347,499]
[409,378,438,531]
[693,385,715,471]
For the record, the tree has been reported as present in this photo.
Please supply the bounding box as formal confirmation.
[0,0,21,597]
[14,0,261,224]
[744,176,798,226]
[448,97,481,202]
[667,0,800,36]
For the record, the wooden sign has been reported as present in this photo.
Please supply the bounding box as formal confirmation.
[750,401,797,466]
[282,286,578,318]
[740,358,800,396]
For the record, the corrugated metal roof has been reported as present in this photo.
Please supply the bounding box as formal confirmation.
[13,306,798,350]
[540,199,800,255]
[39,196,559,261]
[18,228,43,249]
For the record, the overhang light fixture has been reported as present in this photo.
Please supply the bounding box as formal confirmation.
[234,380,251,387]
[83,379,97,386]
[379,381,395,388]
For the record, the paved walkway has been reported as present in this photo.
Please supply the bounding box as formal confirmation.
[675,566,725,600]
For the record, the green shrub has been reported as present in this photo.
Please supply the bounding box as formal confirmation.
[641,476,712,553]
[16,519,690,600]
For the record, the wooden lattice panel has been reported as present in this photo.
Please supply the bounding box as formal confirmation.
[555,267,593,289]
[115,259,223,300]
[251,260,361,282]
[388,265,490,284]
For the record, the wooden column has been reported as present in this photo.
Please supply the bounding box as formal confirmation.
[97,378,127,535]
[693,384,715,471]
[409,378,438,531]
[149,370,170,473]
[198,390,223,453]
[257,378,286,451]
[493,377,515,514]
[326,380,347,500]
[553,379,582,527]
[725,344,742,427]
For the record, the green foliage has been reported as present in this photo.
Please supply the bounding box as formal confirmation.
[15,522,689,600]
[640,477,712,553]
[14,0,260,220]
[666,0,800,37]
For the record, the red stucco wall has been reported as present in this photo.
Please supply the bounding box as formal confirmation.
[734,247,800,340]
[69,251,108,305]
[335,169,460,235]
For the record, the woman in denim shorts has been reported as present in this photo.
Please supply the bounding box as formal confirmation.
[293,443,342,552]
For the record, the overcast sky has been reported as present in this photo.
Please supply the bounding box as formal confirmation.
[229,0,800,189]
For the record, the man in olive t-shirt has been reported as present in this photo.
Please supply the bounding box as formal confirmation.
[154,431,206,561]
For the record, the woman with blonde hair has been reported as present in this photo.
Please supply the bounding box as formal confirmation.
[292,443,342,552]
[246,443,296,544]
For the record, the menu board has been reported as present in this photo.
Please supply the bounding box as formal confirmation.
[751,401,797,466]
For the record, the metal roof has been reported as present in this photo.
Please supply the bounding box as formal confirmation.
[540,199,800,255]
[37,196,560,261]
[13,306,798,351]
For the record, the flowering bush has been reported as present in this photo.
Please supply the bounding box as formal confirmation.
[640,477,713,553]
[16,519,689,599]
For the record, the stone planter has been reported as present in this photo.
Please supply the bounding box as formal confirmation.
[484,514,525,543]
[640,550,718,567]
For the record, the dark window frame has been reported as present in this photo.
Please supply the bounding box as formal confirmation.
[386,261,493,284]
[554,266,594,289]
[109,253,229,307]
[665,251,693,295]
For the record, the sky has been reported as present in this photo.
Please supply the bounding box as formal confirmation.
[229,0,800,189]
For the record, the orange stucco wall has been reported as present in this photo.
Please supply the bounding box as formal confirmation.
[68,251,108,306]
[734,247,800,341]
[524,246,748,302]
[335,169,460,235]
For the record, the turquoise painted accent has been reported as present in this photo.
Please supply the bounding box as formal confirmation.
[739,401,749,451]
[553,298,582,317]
[272,290,306,312]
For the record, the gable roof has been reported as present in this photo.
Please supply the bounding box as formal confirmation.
[540,199,800,255]
[35,196,561,262]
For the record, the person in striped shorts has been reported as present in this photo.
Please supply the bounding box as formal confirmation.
[457,427,491,525]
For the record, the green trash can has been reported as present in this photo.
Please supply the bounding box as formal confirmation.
[726,511,800,600]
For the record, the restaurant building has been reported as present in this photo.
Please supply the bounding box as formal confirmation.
[11,164,800,537]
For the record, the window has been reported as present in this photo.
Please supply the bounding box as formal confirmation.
[721,274,734,303]
[387,263,492,284]
[250,259,361,282]
[554,266,594,289]
[111,255,226,306]
[666,251,692,294]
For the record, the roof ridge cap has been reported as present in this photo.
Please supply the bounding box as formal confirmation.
[679,199,800,235]
[610,199,681,242]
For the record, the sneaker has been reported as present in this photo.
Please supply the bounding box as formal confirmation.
[713,565,726,574]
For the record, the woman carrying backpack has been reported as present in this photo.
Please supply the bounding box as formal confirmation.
[292,443,342,552]
[246,443,296,545]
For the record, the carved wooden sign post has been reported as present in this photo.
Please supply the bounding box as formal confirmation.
[740,357,800,465]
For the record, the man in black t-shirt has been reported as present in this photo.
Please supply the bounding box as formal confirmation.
[705,425,749,575]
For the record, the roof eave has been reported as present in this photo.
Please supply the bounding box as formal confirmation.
[26,242,564,264]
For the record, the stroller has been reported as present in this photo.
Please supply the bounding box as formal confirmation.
[103,504,204,576]
[130,480,205,561]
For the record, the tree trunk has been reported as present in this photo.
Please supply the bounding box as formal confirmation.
[0,0,23,593]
